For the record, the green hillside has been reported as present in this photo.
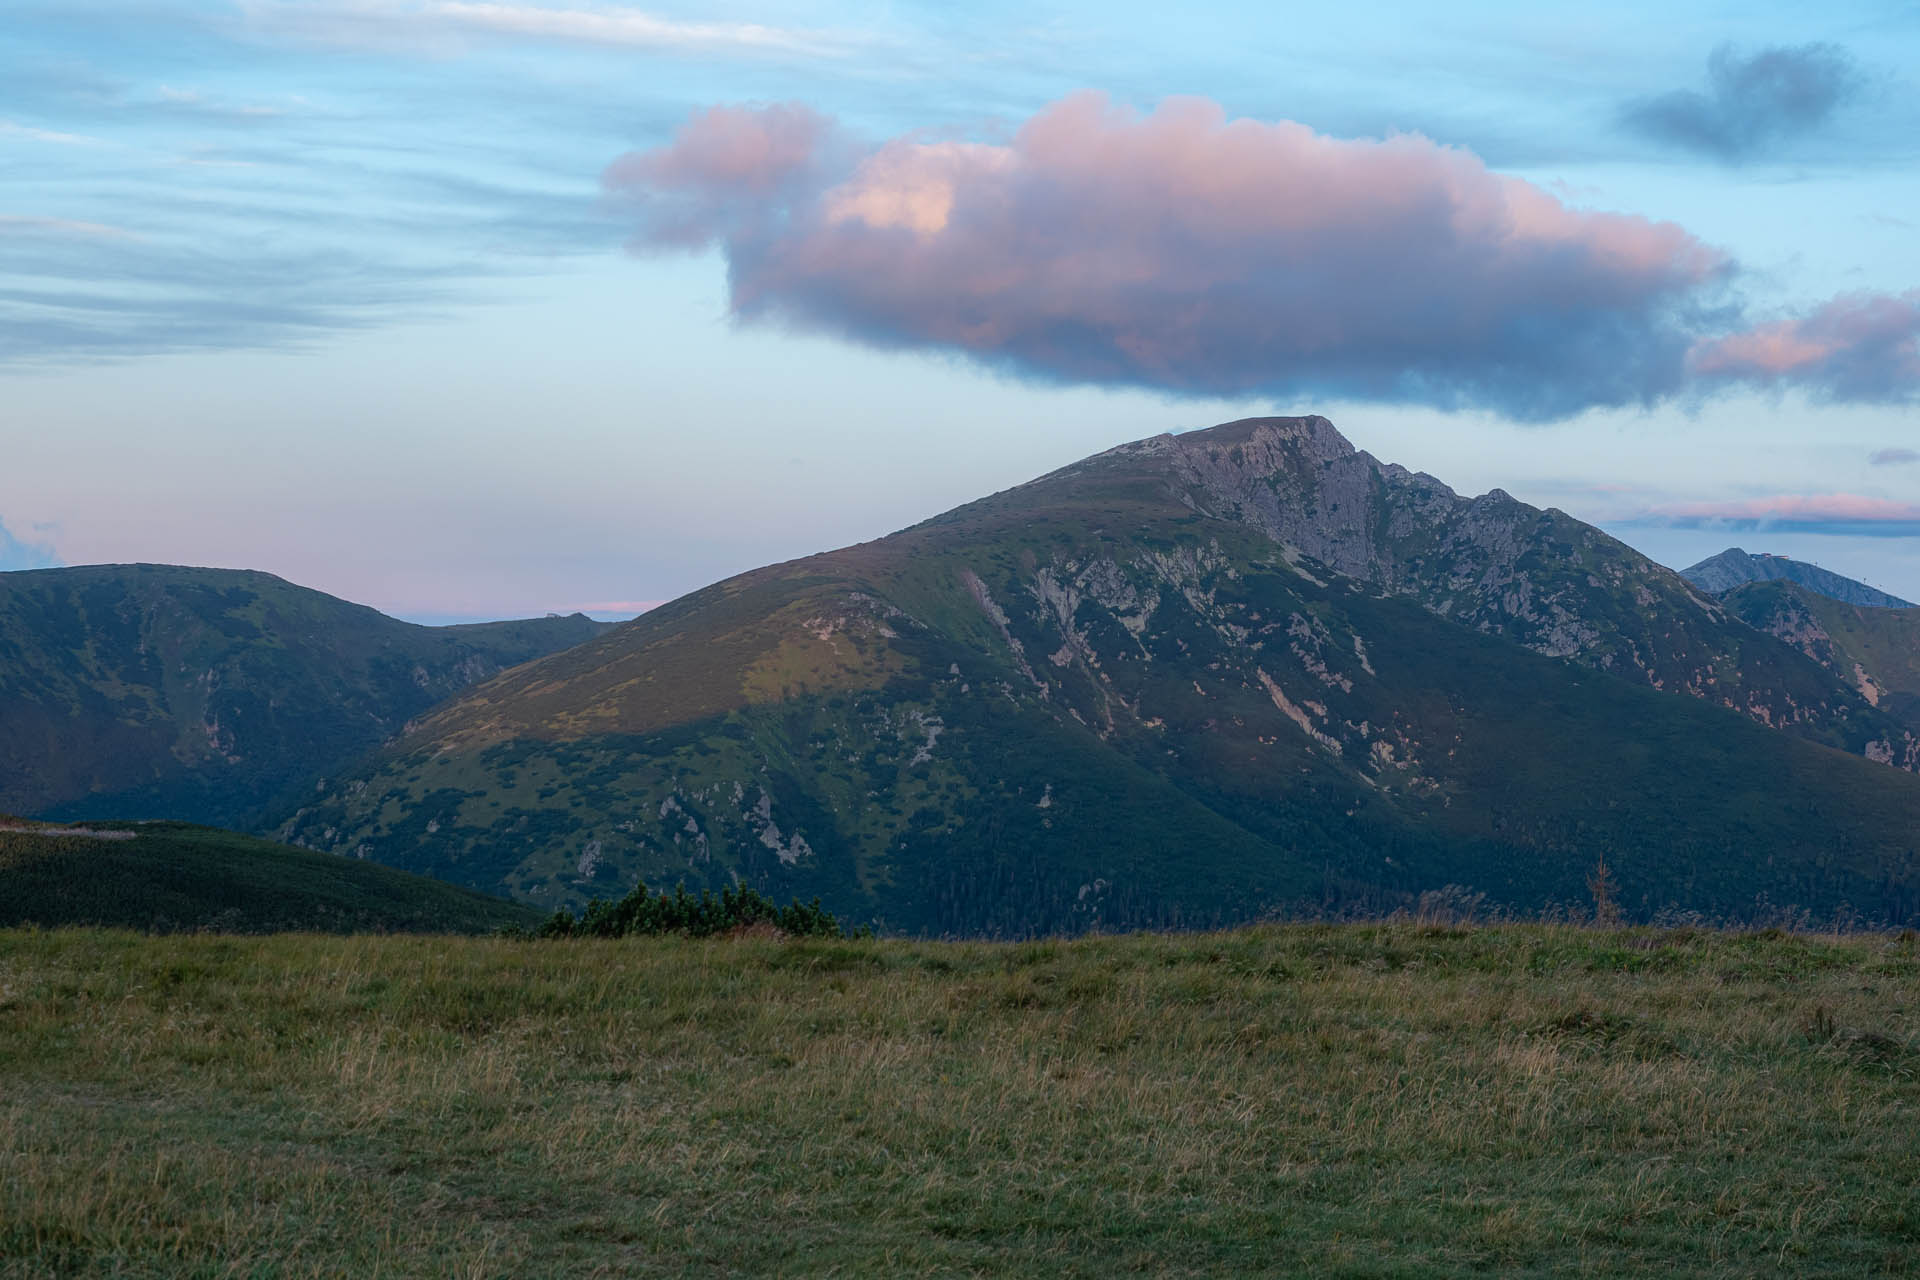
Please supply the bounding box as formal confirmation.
[1725,580,1920,762]
[276,418,1920,932]
[0,818,538,934]
[0,564,611,827]
[3,925,1915,1275]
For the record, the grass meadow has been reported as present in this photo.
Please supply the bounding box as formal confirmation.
[2,923,1916,1276]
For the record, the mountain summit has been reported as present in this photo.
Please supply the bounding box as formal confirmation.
[1682,548,1913,608]
[277,417,1920,933]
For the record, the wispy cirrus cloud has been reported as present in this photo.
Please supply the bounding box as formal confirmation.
[0,158,620,366]
[0,44,624,367]
[0,119,103,147]
[236,0,848,58]
[1871,448,1919,466]
[0,215,136,239]
[152,85,288,121]
[1622,42,1863,162]
[604,92,1920,422]
[1631,493,1920,537]
[0,220,469,365]
[428,2,841,55]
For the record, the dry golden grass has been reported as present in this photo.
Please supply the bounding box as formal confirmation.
[1,923,1916,1276]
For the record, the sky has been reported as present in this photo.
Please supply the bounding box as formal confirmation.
[3,0,1918,620]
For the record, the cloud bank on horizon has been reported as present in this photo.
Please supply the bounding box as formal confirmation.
[604,92,1920,422]
[1629,493,1920,538]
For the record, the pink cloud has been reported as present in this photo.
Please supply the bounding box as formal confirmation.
[1641,493,1920,535]
[603,103,835,248]
[1671,494,1920,522]
[605,93,1920,420]
[1689,291,1920,401]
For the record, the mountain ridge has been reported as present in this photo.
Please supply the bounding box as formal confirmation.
[273,416,1920,933]
[1682,547,1913,608]
[0,563,614,826]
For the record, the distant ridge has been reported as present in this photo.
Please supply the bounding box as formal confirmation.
[1681,548,1913,608]
[0,564,615,826]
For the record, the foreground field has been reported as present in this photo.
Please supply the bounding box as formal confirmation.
[2,925,1916,1276]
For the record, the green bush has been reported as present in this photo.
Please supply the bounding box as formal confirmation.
[526,880,852,940]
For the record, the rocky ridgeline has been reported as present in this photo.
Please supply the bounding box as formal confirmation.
[1683,547,1914,608]
[1087,419,1905,763]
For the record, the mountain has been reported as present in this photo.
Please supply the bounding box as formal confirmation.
[1722,580,1920,766]
[0,564,613,827]
[0,816,539,933]
[1682,547,1914,608]
[275,417,1920,934]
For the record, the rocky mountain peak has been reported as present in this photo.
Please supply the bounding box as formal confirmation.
[1681,548,1757,594]
[1154,417,1382,579]
[1682,547,1914,608]
[1169,415,1357,464]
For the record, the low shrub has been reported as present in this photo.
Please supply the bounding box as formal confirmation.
[521,880,853,940]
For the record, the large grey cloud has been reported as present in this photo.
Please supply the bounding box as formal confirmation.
[1623,43,1862,161]
[606,93,1920,422]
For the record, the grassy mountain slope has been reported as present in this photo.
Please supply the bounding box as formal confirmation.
[0,817,537,933]
[0,564,611,826]
[1724,580,1920,766]
[279,418,1920,933]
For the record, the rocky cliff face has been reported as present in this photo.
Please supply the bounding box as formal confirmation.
[1722,580,1920,770]
[1070,419,1904,761]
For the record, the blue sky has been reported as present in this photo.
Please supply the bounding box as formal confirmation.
[3,0,1918,618]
